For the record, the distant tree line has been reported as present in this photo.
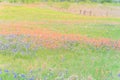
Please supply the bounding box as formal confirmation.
[0,0,120,3]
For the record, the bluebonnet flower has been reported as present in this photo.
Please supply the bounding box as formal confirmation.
[118,73,120,77]
[4,70,9,73]
[12,49,17,53]
[13,73,17,78]
[0,69,2,74]
[29,76,35,80]
[25,44,30,49]
[21,74,26,78]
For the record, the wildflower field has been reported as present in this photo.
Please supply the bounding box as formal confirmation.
[0,3,120,80]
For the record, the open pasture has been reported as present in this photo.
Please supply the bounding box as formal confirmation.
[0,3,120,80]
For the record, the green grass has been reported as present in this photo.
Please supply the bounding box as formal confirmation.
[0,5,120,39]
[0,45,120,80]
[0,6,120,21]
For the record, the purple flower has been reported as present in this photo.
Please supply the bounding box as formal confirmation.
[29,77,35,80]
[118,73,120,77]
[0,71,2,74]
[4,70,9,73]
[0,69,2,74]
[13,73,17,78]
[21,74,25,78]
[12,49,17,53]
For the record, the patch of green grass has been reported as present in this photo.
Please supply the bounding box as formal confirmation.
[0,6,120,22]
[53,2,71,9]
[0,44,120,80]
[103,2,120,7]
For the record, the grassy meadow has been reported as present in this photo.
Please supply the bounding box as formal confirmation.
[0,3,120,80]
